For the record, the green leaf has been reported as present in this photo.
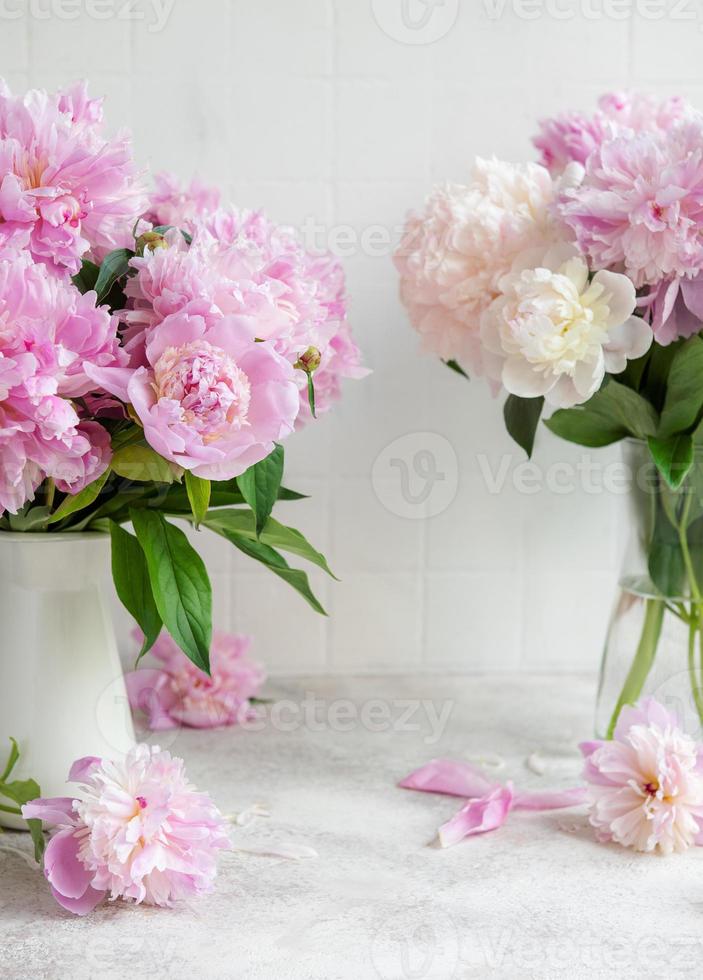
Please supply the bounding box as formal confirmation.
[111,445,178,484]
[657,337,703,439]
[545,380,659,448]
[641,341,681,413]
[0,777,40,808]
[648,501,686,597]
[71,259,100,295]
[209,526,326,614]
[28,819,45,864]
[8,505,51,532]
[109,522,162,661]
[443,359,469,380]
[503,395,544,458]
[237,445,284,537]
[616,349,651,392]
[203,509,336,578]
[1,738,19,782]
[94,248,134,303]
[48,470,110,524]
[648,433,695,491]
[130,510,212,673]
[185,472,211,530]
[151,224,193,246]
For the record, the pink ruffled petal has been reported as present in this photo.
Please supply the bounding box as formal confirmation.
[43,829,94,900]
[438,785,514,848]
[399,759,496,799]
[68,757,102,783]
[49,883,106,916]
[21,797,77,828]
[125,669,179,730]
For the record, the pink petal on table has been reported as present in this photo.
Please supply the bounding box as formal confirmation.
[22,797,77,828]
[513,787,587,810]
[438,785,514,848]
[68,757,102,783]
[399,759,496,799]
[50,883,106,916]
[43,829,94,900]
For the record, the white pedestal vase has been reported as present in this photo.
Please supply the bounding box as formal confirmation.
[0,532,136,830]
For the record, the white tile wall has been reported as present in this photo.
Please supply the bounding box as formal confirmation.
[6,0,691,674]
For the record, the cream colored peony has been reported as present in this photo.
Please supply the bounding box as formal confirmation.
[480,245,652,408]
[394,158,578,377]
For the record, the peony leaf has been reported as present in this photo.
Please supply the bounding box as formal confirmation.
[545,380,658,448]
[503,394,544,458]
[648,433,694,491]
[71,259,100,295]
[185,472,211,530]
[236,445,284,537]
[109,521,162,662]
[443,359,470,380]
[48,470,110,524]
[130,510,212,673]
[94,247,134,303]
[203,508,336,579]
[111,445,178,484]
[656,337,703,439]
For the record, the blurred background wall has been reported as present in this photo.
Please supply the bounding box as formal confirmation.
[5,0,697,674]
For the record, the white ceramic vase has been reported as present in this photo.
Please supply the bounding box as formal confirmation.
[0,532,136,829]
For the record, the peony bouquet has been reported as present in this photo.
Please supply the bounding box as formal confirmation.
[396,91,703,734]
[0,79,367,674]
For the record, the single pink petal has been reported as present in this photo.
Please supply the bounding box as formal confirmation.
[579,741,603,759]
[43,829,94,900]
[513,787,587,810]
[82,363,134,402]
[399,759,496,799]
[21,797,77,827]
[68,757,102,783]
[438,785,514,848]
[49,883,106,916]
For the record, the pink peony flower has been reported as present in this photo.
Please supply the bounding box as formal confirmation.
[126,629,265,730]
[22,745,230,914]
[581,698,703,854]
[123,209,367,421]
[560,120,703,289]
[394,158,575,377]
[535,91,693,175]
[0,79,147,274]
[641,274,703,345]
[145,171,220,231]
[0,248,119,513]
[87,310,300,480]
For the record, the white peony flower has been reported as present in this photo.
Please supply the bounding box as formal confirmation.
[394,159,579,377]
[480,245,653,408]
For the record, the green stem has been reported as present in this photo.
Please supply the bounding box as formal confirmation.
[687,615,703,726]
[606,598,666,739]
[44,478,55,517]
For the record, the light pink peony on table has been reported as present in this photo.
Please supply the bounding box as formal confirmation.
[0,79,146,274]
[22,745,230,915]
[126,629,265,730]
[581,698,703,854]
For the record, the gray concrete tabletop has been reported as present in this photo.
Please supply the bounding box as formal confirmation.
[2,673,701,980]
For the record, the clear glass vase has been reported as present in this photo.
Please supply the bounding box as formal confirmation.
[596,440,703,739]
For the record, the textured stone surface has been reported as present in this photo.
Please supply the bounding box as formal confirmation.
[2,673,702,979]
